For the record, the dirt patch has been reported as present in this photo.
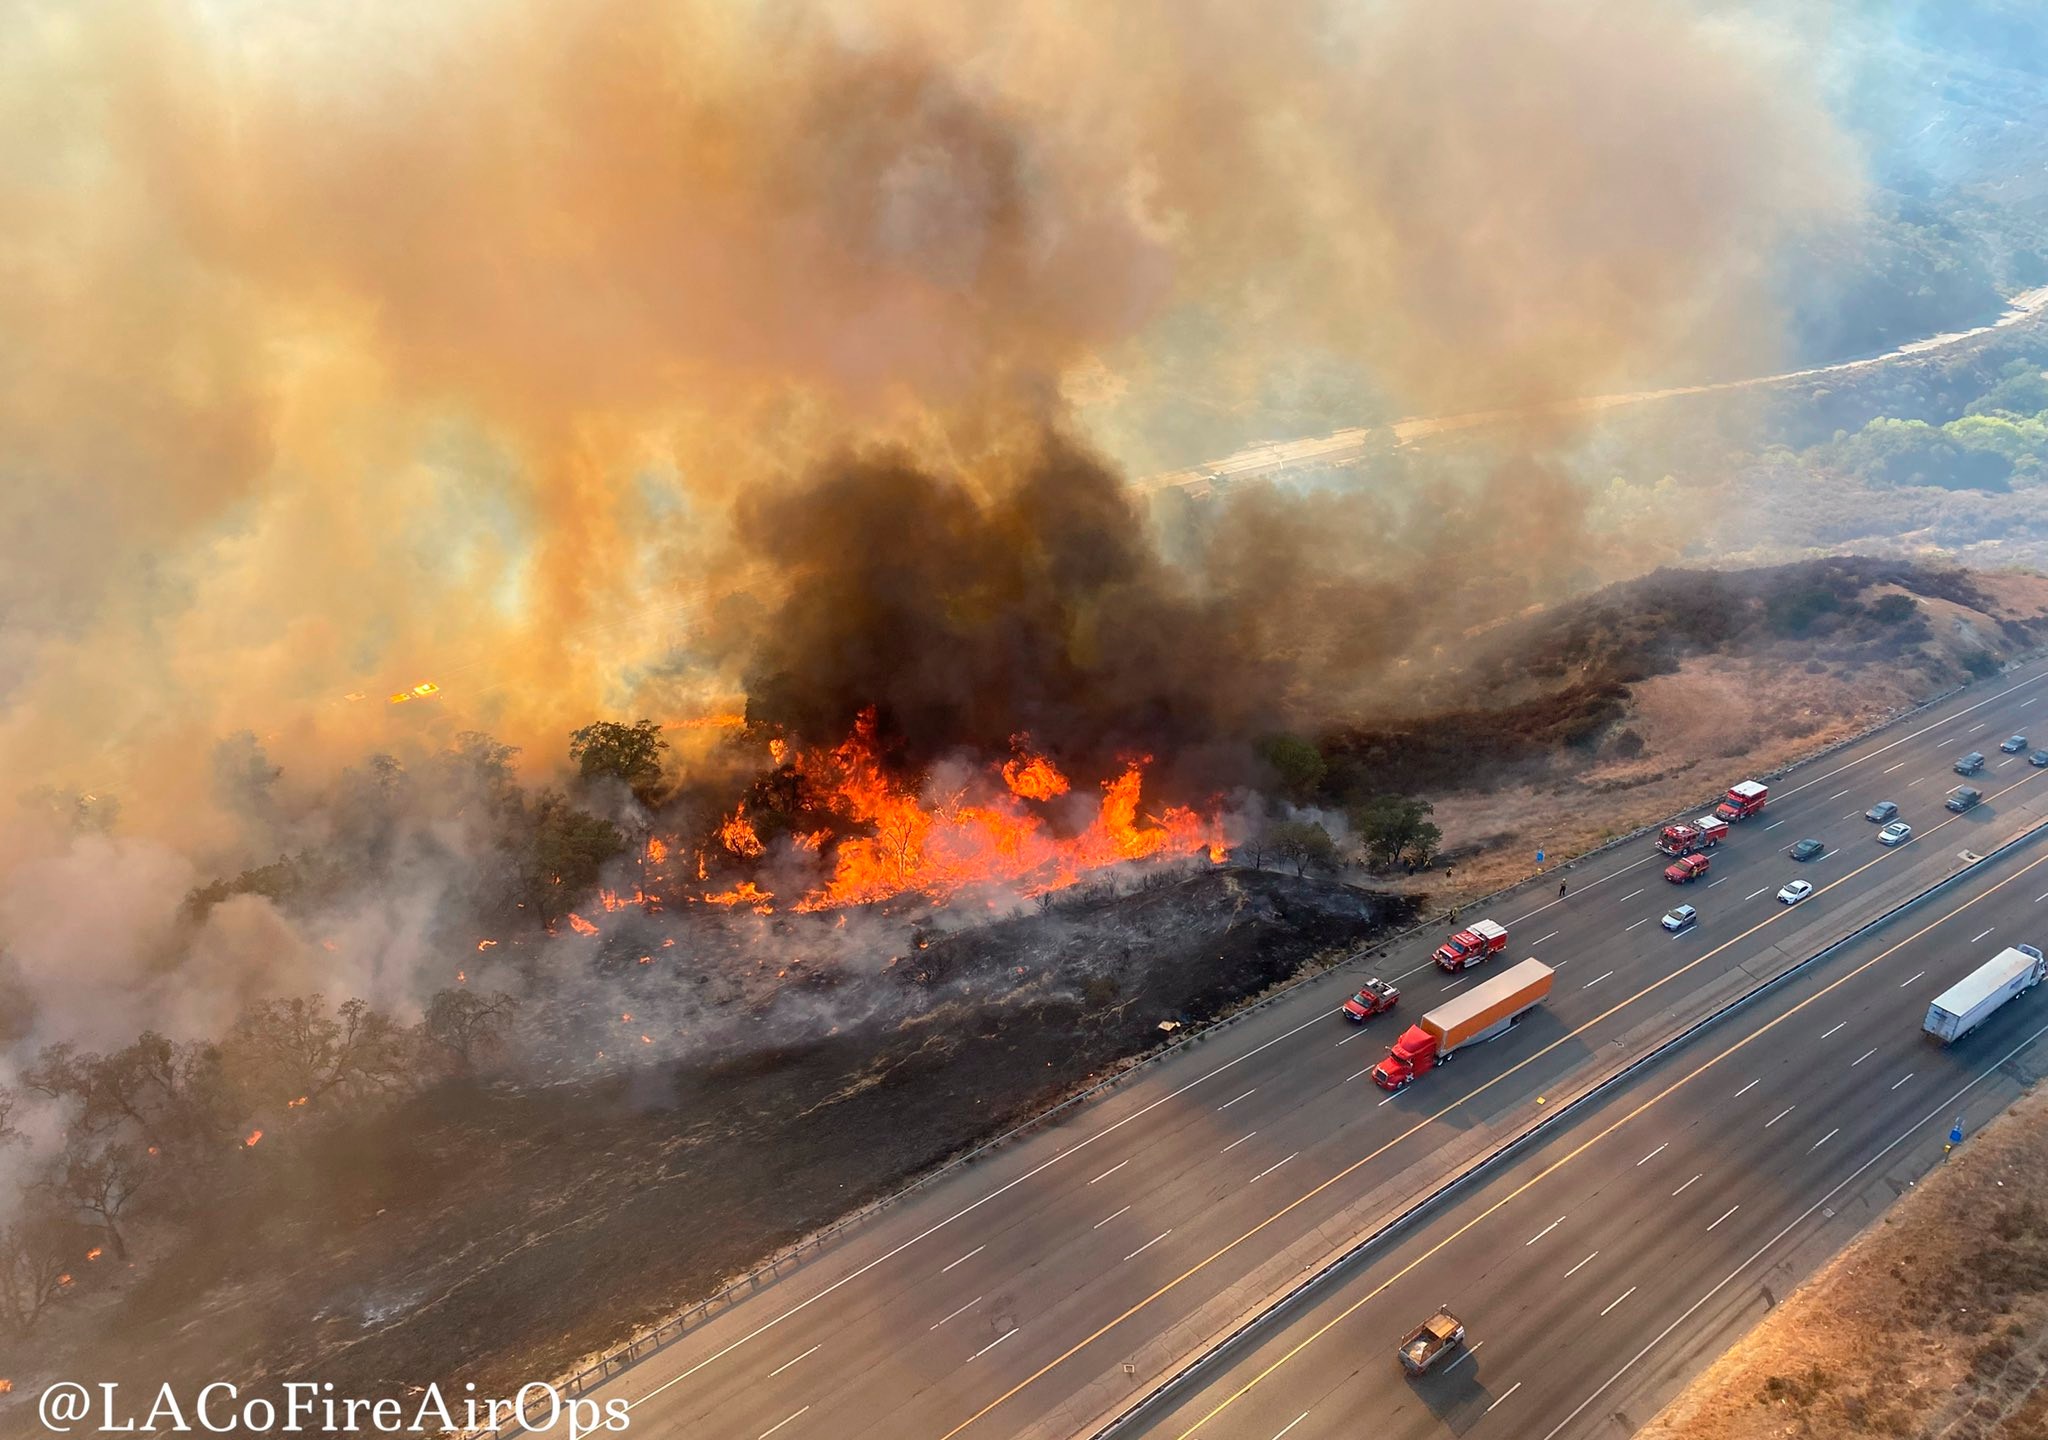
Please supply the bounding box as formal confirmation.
[0,869,1409,1417]
[1639,1081,2048,1440]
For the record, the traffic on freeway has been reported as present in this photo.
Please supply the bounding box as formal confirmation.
[1117,793,2048,1440]
[568,660,2048,1440]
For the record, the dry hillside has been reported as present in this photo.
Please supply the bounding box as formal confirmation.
[1640,1081,2048,1440]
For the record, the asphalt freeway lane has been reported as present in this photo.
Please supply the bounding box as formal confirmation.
[1117,819,2048,1440]
[557,659,2048,1440]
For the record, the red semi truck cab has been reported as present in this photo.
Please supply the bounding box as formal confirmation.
[1664,853,1711,883]
[1373,959,1555,1089]
[1432,919,1508,972]
[1714,780,1769,822]
[1656,815,1729,856]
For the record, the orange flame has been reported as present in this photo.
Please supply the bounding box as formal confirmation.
[640,1034,653,1044]
[287,1096,309,1109]
[57,1273,73,1287]
[476,939,497,951]
[243,1129,264,1147]
[769,738,791,766]
[566,913,599,937]
[720,804,766,859]
[703,880,775,915]
[86,1247,104,1262]
[0,1379,13,1394]
[456,969,467,984]
[666,713,746,731]
[1003,745,1071,802]
[645,836,670,865]
[740,712,1224,913]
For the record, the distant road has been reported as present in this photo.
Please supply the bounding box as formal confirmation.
[1139,285,2048,495]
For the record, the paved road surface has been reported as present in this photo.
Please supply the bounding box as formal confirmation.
[557,659,2048,1440]
[1119,800,2048,1440]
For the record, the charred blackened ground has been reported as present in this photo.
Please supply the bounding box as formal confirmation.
[9,868,1400,1411]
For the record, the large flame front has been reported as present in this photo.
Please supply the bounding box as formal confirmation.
[697,713,1224,914]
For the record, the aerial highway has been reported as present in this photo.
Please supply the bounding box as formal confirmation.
[559,658,2048,1440]
[1117,797,2048,1440]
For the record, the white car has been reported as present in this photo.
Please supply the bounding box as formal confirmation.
[1877,821,1913,846]
[1661,905,1698,932]
[1777,880,1814,905]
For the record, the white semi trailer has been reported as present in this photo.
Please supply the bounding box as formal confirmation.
[1923,944,2047,1044]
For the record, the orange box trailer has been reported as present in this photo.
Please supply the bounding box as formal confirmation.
[1373,959,1555,1088]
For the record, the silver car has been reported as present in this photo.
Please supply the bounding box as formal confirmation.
[1878,821,1912,846]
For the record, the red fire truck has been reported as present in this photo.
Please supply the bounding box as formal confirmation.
[1656,815,1730,856]
[1714,780,1769,822]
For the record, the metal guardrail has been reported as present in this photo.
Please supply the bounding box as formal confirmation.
[462,655,2035,1435]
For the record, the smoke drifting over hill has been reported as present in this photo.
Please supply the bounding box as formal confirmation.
[0,0,1859,1043]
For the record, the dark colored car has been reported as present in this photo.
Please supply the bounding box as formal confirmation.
[1865,801,1899,822]
[1947,786,1983,812]
[1789,838,1826,861]
[2031,751,2048,768]
[1956,752,1986,775]
[2003,735,2029,754]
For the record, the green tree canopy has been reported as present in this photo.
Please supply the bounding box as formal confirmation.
[1351,795,1442,868]
[1266,819,1338,877]
[568,719,669,800]
[1256,734,1329,804]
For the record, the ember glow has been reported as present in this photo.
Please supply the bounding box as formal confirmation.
[476,938,498,951]
[86,1247,104,1262]
[565,913,599,937]
[244,1129,264,1147]
[696,711,1225,914]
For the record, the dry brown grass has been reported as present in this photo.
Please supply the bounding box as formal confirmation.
[1382,568,2048,905]
[1639,1083,2048,1440]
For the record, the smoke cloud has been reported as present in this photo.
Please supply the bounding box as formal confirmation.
[0,0,1857,1042]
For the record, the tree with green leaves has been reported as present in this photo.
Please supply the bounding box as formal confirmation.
[1255,734,1329,804]
[1352,795,1442,869]
[568,719,669,801]
[1267,819,1338,877]
[523,789,626,921]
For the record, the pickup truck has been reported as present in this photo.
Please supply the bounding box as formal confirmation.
[1342,977,1400,1021]
[1663,853,1711,884]
[1399,1309,1466,1374]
